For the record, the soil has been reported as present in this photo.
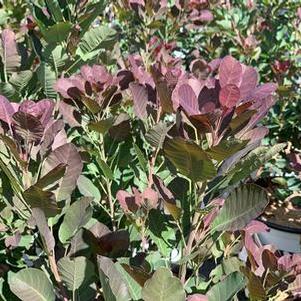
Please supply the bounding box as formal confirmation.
[259,193,301,230]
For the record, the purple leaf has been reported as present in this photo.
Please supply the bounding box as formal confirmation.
[288,152,301,172]
[150,66,173,113]
[92,65,113,85]
[12,111,44,143]
[130,0,145,5]
[59,100,81,127]
[172,76,201,111]
[239,127,269,143]
[178,84,199,115]
[52,129,67,150]
[0,95,15,126]
[129,82,148,119]
[187,294,208,301]
[116,190,140,213]
[153,175,181,219]
[32,208,55,251]
[198,85,220,114]
[80,65,94,82]
[244,83,278,104]
[19,99,54,126]
[244,95,276,133]
[117,70,135,90]
[41,143,83,201]
[219,56,242,88]
[190,59,211,81]
[243,220,270,266]
[128,55,154,87]
[218,107,235,138]
[208,58,221,72]
[251,83,278,100]
[142,188,158,209]
[54,78,74,98]
[239,66,258,99]
[98,230,130,257]
[54,76,85,99]
[0,29,20,73]
[219,84,240,108]
[278,254,301,272]
[199,9,213,22]
[39,119,65,158]
[5,231,21,249]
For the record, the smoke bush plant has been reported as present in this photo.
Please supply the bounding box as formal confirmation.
[1,50,299,300]
[0,1,300,301]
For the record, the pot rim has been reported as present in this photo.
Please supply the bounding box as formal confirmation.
[259,217,301,234]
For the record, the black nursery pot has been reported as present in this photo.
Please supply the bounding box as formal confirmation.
[256,218,301,253]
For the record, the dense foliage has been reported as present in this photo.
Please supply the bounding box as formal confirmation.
[0,1,300,301]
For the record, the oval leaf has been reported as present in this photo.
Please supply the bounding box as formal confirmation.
[59,197,93,244]
[58,256,95,293]
[164,137,217,182]
[41,143,83,201]
[211,184,268,231]
[9,268,55,301]
[142,267,185,301]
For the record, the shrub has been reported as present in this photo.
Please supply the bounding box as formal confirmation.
[0,1,300,300]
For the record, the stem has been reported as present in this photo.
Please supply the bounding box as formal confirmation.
[48,253,68,301]
[40,233,68,301]
[179,182,208,283]
[179,210,201,284]
[175,221,187,249]
[106,180,116,231]
[99,134,116,230]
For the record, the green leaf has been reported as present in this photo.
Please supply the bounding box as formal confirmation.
[142,267,185,301]
[79,1,105,35]
[59,197,93,244]
[0,155,23,196]
[210,257,244,283]
[88,117,115,135]
[77,175,101,201]
[81,96,101,114]
[9,268,55,301]
[0,82,17,99]
[0,134,27,168]
[164,137,217,182]
[229,110,256,133]
[116,263,142,300]
[134,143,148,172]
[77,26,117,61]
[9,70,33,91]
[45,0,63,22]
[42,22,72,44]
[207,272,245,301]
[97,158,114,180]
[42,44,68,70]
[35,163,67,189]
[211,184,268,231]
[228,143,286,185]
[23,185,60,217]
[58,256,95,296]
[148,210,175,257]
[146,121,171,149]
[37,62,57,99]
[206,139,248,162]
[97,256,131,301]
[241,267,266,300]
